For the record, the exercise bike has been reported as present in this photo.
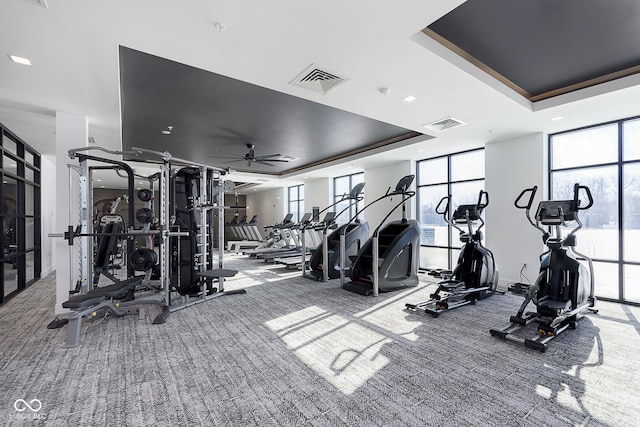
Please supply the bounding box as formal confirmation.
[490,183,597,352]
[405,190,498,316]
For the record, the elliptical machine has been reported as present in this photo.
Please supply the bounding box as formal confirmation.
[405,190,498,316]
[490,183,597,352]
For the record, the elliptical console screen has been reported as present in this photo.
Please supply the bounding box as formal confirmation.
[536,200,577,224]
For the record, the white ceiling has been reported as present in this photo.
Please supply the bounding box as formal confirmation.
[2,0,640,189]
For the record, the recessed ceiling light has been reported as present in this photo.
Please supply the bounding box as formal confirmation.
[161,130,171,135]
[403,95,417,102]
[96,179,102,182]
[9,55,32,66]
[551,116,563,121]
[416,149,424,152]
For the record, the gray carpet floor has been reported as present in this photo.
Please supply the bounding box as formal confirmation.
[1,253,639,426]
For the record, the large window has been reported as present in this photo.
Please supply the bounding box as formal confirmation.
[333,172,364,224]
[1,123,41,305]
[416,149,485,270]
[288,184,304,222]
[550,116,640,304]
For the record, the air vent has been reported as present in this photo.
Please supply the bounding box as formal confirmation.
[290,64,348,94]
[422,117,466,132]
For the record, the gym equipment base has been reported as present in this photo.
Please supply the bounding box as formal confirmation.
[405,283,494,317]
[489,306,598,352]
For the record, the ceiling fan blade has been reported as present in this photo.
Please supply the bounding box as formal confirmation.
[254,153,281,159]
[255,160,275,167]
[223,159,244,164]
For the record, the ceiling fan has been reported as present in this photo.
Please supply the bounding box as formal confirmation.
[217,143,290,167]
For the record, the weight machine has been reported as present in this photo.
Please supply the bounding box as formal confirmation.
[48,146,245,346]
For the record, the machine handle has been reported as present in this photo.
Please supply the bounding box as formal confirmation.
[515,186,537,209]
[477,190,489,209]
[575,183,594,210]
[435,195,450,216]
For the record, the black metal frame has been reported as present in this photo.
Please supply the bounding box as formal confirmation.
[0,123,41,306]
[549,114,640,306]
[416,148,485,270]
[288,184,304,223]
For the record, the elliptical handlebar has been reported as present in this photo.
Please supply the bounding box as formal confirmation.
[514,186,547,236]
[574,183,594,210]
[515,186,537,210]
[516,183,594,245]
[435,195,450,216]
[436,195,463,233]
[477,190,489,210]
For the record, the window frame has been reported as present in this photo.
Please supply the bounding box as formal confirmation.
[416,148,485,270]
[333,172,364,224]
[287,184,304,223]
[1,123,41,305]
[549,114,640,305]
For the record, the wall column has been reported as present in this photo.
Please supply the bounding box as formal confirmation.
[485,133,546,289]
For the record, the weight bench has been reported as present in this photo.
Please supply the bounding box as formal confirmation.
[48,276,166,347]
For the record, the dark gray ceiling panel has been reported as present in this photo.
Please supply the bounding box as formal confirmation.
[427,0,640,99]
[119,47,420,174]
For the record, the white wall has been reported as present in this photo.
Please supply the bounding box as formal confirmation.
[40,155,56,277]
[485,133,546,289]
[363,160,416,230]
[303,177,332,217]
[245,187,286,234]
